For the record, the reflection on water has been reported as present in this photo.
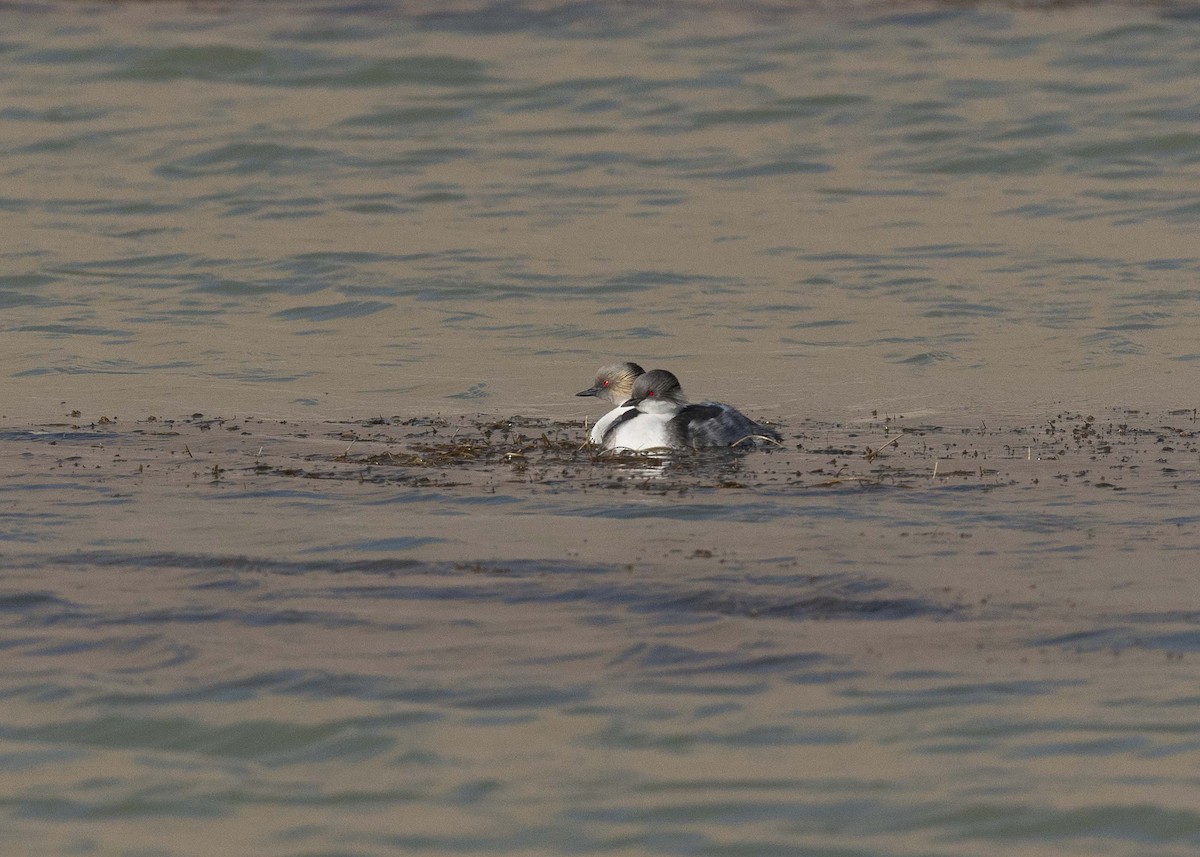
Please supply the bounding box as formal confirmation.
[4,2,1200,855]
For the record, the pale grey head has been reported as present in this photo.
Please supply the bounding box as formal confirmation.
[576,362,645,406]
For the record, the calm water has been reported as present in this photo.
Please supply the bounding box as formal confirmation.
[3,1,1200,855]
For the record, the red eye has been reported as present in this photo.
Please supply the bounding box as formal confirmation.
[647,390,655,397]
[602,380,609,387]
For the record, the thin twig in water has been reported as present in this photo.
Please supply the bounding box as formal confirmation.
[865,435,901,461]
[731,434,785,448]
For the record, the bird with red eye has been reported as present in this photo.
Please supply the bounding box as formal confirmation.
[576,362,646,444]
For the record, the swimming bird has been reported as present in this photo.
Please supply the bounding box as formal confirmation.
[576,362,645,444]
[600,368,783,452]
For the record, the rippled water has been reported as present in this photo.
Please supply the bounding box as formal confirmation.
[4,2,1200,855]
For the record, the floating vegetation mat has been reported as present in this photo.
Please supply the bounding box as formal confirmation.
[288,409,1200,495]
[4,408,1199,497]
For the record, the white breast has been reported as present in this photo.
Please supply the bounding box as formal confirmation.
[603,411,675,451]
[590,405,633,444]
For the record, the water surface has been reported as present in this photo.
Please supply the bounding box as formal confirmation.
[2,2,1200,855]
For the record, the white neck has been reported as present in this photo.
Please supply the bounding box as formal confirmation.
[637,398,682,416]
